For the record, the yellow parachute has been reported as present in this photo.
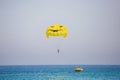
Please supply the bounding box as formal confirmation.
[46,24,68,38]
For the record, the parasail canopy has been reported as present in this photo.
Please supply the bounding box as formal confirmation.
[46,24,68,38]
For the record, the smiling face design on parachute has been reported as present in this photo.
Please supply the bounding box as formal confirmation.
[46,24,67,38]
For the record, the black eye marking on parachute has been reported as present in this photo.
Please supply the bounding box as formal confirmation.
[51,26,54,28]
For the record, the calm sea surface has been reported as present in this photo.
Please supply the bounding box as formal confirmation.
[0,65,120,80]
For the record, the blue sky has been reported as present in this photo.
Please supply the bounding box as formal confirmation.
[0,0,120,65]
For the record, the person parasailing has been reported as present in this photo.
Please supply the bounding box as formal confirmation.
[46,24,68,53]
[57,49,60,53]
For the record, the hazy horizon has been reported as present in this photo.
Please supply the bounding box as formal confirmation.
[0,0,120,65]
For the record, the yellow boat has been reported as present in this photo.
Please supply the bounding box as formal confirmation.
[75,68,83,72]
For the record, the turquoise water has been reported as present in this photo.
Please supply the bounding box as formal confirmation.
[0,65,120,80]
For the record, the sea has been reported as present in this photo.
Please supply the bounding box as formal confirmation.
[0,65,120,80]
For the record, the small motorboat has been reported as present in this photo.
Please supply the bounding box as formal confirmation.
[75,68,83,72]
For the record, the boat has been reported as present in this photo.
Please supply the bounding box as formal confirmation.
[75,68,83,72]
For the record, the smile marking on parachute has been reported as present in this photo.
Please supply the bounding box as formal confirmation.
[51,30,59,32]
